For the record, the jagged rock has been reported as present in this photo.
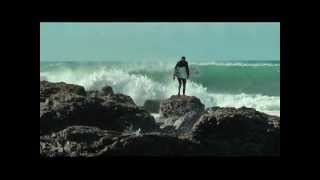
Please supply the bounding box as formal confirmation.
[87,90,100,98]
[99,133,201,156]
[174,111,203,134]
[143,99,161,113]
[40,81,86,102]
[157,95,205,135]
[40,126,122,157]
[40,81,280,157]
[191,107,280,156]
[160,95,205,118]
[40,81,158,134]
[105,93,136,106]
[40,126,202,157]
[101,85,114,96]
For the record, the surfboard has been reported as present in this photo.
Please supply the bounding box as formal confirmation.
[175,67,187,79]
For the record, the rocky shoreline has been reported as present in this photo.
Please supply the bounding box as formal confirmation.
[40,81,280,157]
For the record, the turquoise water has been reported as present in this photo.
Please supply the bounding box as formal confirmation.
[40,60,280,115]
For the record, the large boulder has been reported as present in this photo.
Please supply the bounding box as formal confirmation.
[160,95,205,118]
[191,107,280,156]
[40,126,202,157]
[157,95,205,135]
[40,81,86,102]
[143,99,161,113]
[40,81,158,135]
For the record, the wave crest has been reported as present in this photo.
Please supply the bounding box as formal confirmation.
[40,66,280,114]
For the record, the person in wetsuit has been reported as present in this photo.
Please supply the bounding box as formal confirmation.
[173,56,190,96]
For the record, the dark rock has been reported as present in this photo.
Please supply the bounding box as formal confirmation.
[160,95,205,118]
[158,125,177,135]
[87,90,100,98]
[89,85,135,105]
[40,126,202,157]
[40,126,122,157]
[101,85,114,96]
[99,133,201,156]
[174,111,203,134]
[40,81,86,102]
[143,99,161,113]
[40,81,158,134]
[191,107,280,156]
[157,95,205,135]
[105,93,136,106]
[87,89,135,106]
[40,81,280,157]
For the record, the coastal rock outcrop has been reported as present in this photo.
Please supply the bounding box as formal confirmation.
[157,95,205,134]
[40,81,86,102]
[143,99,161,113]
[40,126,201,157]
[40,81,280,157]
[191,106,280,155]
[40,126,122,157]
[160,95,205,118]
[40,81,158,135]
[100,133,201,156]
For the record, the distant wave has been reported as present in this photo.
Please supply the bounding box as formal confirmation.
[190,62,279,67]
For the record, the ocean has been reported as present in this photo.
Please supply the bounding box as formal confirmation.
[40,60,280,116]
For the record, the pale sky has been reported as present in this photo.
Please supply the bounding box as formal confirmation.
[40,22,280,61]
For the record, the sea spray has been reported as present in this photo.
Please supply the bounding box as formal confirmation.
[40,61,280,114]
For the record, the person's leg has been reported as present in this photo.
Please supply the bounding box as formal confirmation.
[177,78,182,96]
[182,78,186,95]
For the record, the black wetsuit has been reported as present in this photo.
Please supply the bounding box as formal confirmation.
[174,60,189,95]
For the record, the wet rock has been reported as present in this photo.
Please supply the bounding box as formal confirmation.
[40,126,122,157]
[157,95,205,135]
[40,81,158,134]
[160,95,205,118]
[40,81,86,102]
[101,85,114,96]
[191,107,280,156]
[40,126,201,157]
[99,133,201,156]
[105,93,136,106]
[143,99,161,113]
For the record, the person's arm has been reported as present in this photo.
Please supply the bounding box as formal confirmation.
[186,61,190,79]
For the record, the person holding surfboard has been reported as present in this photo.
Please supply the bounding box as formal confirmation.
[173,56,190,96]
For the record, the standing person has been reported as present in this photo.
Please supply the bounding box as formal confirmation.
[173,56,190,96]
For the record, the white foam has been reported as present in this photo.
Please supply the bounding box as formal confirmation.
[264,111,280,117]
[151,113,160,121]
[40,66,280,114]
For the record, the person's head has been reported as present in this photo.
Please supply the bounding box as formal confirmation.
[181,56,186,61]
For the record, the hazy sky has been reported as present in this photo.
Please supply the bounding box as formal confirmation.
[40,22,280,61]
